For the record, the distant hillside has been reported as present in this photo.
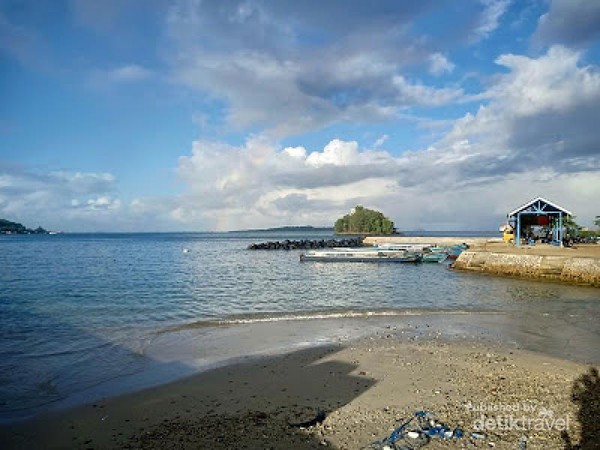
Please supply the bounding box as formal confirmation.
[0,219,48,234]
[230,225,332,233]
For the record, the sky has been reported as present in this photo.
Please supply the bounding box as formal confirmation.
[1,0,600,232]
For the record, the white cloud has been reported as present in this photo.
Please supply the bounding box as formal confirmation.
[81,196,121,210]
[490,47,599,115]
[474,0,510,40]
[373,134,389,148]
[305,140,361,167]
[0,169,124,230]
[165,1,469,137]
[3,37,600,232]
[171,47,465,137]
[428,53,455,76]
[283,146,307,159]
[106,64,152,82]
[168,45,600,231]
[391,75,463,106]
[170,130,600,230]
[172,136,399,229]
[88,64,153,87]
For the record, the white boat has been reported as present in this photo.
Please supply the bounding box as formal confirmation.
[376,243,434,252]
[300,248,421,263]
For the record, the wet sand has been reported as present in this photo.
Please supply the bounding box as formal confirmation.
[2,331,598,450]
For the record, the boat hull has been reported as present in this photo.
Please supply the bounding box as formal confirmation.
[421,253,448,263]
[300,254,421,263]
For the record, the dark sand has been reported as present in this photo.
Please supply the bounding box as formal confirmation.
[2,332,598,450]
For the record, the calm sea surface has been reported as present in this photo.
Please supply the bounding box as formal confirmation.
[1,231,599,422]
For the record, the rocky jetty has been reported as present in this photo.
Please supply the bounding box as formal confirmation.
[247,237,364,250]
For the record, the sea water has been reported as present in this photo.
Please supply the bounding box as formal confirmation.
[1,231,599,422]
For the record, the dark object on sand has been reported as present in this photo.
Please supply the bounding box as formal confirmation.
[288,409,327,428]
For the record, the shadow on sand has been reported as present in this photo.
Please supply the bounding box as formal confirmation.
[122,345,376,449]
[2,345,376,449]
[562,367,600,450]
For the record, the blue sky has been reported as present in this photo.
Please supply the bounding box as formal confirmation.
[1,0,600,231]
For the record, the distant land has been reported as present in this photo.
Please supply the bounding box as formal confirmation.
[0,218,50,235]
[229,225,333,233]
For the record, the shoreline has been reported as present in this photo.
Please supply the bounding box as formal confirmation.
[5,308,599,421]
[1,332,596,449]
[4,307,599,428]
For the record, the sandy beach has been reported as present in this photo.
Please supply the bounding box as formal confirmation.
[2,329,598,450]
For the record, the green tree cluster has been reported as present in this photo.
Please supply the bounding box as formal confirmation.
[0,219,48,234]
[334,206,394,234]
[563,216,582,235]
[0,219,28,233]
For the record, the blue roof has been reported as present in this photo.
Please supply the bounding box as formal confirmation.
[508,197,572,217]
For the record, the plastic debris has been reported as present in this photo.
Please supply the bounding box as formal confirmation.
[369,411,464,449]
[471,431,486,440]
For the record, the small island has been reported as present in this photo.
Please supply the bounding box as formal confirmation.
[0,218,50,235]
[334,205,395,235]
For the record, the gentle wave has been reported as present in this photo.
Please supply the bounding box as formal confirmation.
[162,308,505,332]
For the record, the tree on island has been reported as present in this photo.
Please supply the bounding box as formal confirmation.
[0,219,49,234]
[334,206,394,234]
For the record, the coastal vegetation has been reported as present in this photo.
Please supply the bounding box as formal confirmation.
[334,206,394,235]
[564,216,600,238]
[0,218,48,234]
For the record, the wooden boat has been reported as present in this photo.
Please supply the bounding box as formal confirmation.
[445,244,467,260]
[300,248,421,263]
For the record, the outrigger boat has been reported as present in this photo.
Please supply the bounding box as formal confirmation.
[300,248,421,263]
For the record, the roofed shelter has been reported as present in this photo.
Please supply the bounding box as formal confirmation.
[507,197,572,247]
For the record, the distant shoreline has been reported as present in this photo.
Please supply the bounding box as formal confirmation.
[228,225,333,233]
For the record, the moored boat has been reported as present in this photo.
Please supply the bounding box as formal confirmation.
[376,243,434,252]
[421,251,448,263]
[445,243,468,260]
[300,248,421,263]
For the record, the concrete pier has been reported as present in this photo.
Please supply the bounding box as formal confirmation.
[363,236,492,247]
[453,251,600,287]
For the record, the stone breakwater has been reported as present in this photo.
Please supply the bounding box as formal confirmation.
[453,251,600,287]
[247,237,364,250]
